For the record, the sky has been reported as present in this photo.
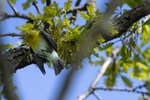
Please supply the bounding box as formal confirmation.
[0,0,145,100]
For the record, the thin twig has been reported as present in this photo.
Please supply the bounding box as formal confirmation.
[7,0,18,15]
[132,84,146,91]
[32,0,41,14]
[75,0,82,6]
[78,47,121,100]
[1,0,32,21]
[92,92,102,100]
[0,12,32,21]
[67,4,87,14]
[69,0,83,23]
[0,33,22,37]
[46,0,51,6]
[93,86,148,96]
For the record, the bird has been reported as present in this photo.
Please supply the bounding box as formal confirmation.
[23,30,64,75]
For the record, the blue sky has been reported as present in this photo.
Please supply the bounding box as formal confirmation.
[1,0,145,100]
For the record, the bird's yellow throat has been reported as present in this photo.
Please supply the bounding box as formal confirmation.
[23,30,40,49]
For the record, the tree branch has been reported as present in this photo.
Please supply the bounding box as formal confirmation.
[0,33,22,37]
[93,86,148,96]
[69,0,84,23]
[7,0,18,15]
[4,0,32,21]
[92,92,102,100]
[46,0,51,6]
[0,44,19,100]
[78,47,121,100]
[4,45,34,72]
[0,12,32,21]
[32,0,41,14]
[67,4,87,14]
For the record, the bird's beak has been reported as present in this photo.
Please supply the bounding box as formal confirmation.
[19,33,27,39]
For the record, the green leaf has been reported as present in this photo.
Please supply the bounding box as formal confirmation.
[120,44,131,61]
[140,25,150,46]
[10,0,16,3]
[130,72,147,80]
[121,75,132,87]
[41,0,45,4]
[142,25,150,39]
[78,11,90,21]
[97,36,105,44]
[28,12,35,20]
[93,52,99,58]
[63,17,70,27]
[122,63,130,73]
[64,0,72,12]
[138,96,149,100]
[136,62,148,71]
[43,2,61,18]
[17,23,34,31]
[88,56,93,65]
[144,19,150,25]
[87,4,96,19]
[104,75,116,87]
[123,0,144,7]
[102,42,114,50]
[22,0,33,10]
[47,19,53,26]
[130,63,148,80]
[0,43,15,50]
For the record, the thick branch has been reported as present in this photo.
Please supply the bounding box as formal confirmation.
[4,45,34,72]
[113,0,150,39]
[0,42,19,100]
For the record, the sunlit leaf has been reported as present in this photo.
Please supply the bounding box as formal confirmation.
[17,23,34,31]
[102,42,114,50]
[28,12,35,20]
[87,4,96,19]
[136,62,148,71]
[64,0,72,12]
[22,0,33,10]
[78,11,90,21]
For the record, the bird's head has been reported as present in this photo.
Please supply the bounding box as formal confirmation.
[22,30,40,46]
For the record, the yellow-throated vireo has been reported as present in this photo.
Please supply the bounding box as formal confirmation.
[23,30,64,75]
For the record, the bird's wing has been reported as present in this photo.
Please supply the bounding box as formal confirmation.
[30,47,46,74]
[32,53,46,74]
[40,30,57,51]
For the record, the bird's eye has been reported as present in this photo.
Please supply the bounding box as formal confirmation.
[24,32,28,36]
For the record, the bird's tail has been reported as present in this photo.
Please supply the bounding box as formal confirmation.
[52,58,64,75]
